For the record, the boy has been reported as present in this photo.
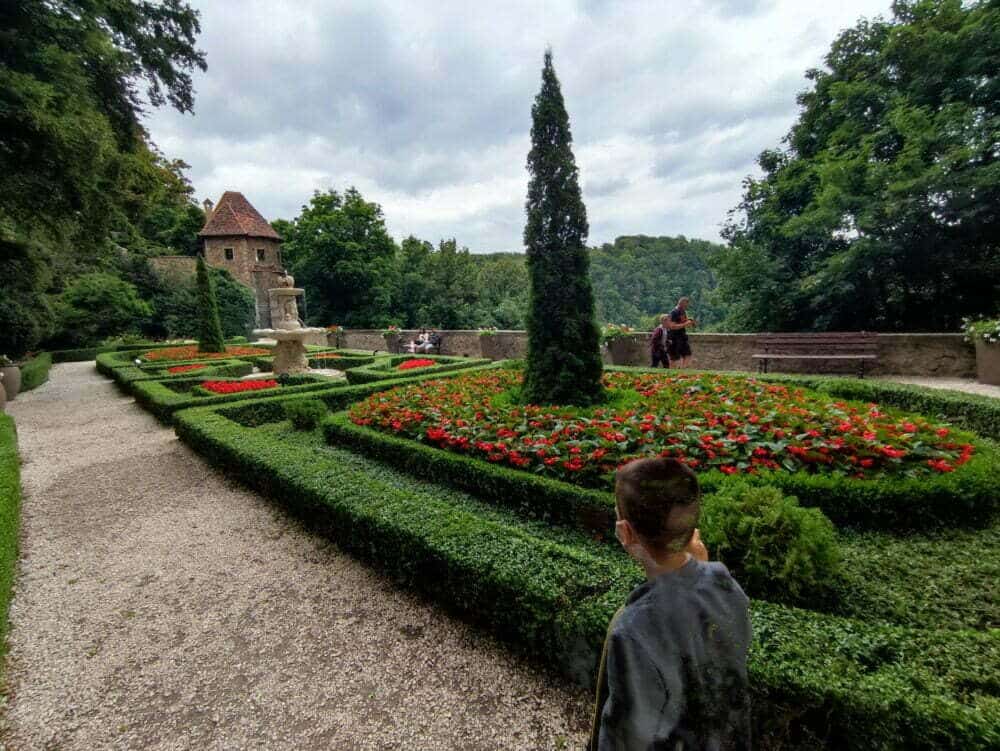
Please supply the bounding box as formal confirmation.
[589,458,751,750]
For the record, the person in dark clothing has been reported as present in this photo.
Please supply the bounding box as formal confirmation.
[589,458,751,751]
[649,314,671,368]
[668,296,697,367]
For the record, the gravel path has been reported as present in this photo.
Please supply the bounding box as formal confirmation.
[1,363,591,750]
[879,375,1000,399]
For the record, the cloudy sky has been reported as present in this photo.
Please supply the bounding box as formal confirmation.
[145,0,892,252]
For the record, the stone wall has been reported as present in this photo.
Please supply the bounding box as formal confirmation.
[149,256,197,283]
[338,329,976,377]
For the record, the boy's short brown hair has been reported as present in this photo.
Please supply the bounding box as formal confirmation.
[615,458,700,552]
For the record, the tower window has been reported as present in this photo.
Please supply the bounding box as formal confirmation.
[224,248,234,260]
[256,248,266,262]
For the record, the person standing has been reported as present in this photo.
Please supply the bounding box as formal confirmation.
[667,296,697,368]
[649,314,671,368]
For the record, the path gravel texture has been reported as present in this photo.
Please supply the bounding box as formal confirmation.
[879,375,1000,399]
[1,363,591,750]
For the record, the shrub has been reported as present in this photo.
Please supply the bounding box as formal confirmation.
[284,399,328,430]
[0,415,22,650]
[54,273,152,347]
[700,482,841,606]
[196,255,226,353]
[19,352,52,392]
[345,356,491,385]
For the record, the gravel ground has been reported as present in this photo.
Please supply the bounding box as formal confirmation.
[879,375,1000,399]
[1,363,592,750]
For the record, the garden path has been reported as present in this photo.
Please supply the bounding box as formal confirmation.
[880,375,1000,399]
[1,362,591,750]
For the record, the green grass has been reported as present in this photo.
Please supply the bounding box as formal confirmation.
[0,415,22,653]
[19,352,52,392]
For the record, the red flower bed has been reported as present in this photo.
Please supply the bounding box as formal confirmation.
[141,345,270,362]
[349,369,975,487]
[311,353,342,359]
[398,358,436,371]
[167,364,207,374]
[200,379,279,395]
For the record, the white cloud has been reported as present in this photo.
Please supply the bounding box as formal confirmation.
[144,0,893,251]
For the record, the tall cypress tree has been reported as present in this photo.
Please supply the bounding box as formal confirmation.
[522,50,603,405]
[196,255,226,353]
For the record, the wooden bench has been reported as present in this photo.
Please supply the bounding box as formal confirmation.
[753,332,878,378]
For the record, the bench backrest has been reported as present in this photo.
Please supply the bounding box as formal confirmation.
[756,332,878,355]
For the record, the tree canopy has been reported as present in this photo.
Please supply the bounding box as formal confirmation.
[718,0,1000,333]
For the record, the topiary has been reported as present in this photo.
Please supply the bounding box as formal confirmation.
[284,399,328,431]
[196,255,226,353]
[700,481,841,607]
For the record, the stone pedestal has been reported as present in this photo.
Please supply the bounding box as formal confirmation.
[253,327,328,375]
[975,340,1000,385]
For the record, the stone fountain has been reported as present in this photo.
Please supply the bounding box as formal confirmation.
[252,272,327,374]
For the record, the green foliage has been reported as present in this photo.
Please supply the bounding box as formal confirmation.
[701,483,842,606]
[196,255,225,353]
[174,405,1000,748]
[589,236,727,329]
[719,0,1000,333]
[151,266,254,340]
[0,414,22,654]
[964,318,1000,344]
[54,273,152,347]
[0,0,206,354]
[281,188,398,327]
[523,50,603,405]
[284,399,328,431]
[19,352,52,392]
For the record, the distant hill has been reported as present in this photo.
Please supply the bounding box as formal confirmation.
[469,235,727,331]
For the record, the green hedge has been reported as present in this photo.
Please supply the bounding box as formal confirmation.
[108,359,255,393]
[0,415,22,653]
[130,375,339,423]
[248,353,377,371]
[19,352,52,392]
[324,411,616,537]
[173,406,1000,749]
[95,342,275,375]
[346,355,491,384]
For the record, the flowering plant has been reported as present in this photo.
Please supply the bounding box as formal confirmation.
[141,345,269,362]
[326,324,344,333]
[398,358,436,371]
[167,364,207,374]
[381,326,401,337]
[349,369,974,488]
[600,323,633,343]
[311,353,342,359]
[478,327,499,337]
[962,317,1000,344]
[200,379,279,395]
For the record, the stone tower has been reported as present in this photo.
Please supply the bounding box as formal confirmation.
[198,191,286,327]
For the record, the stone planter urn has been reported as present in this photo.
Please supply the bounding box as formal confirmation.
[604,338,633,366]
[0,365,20,401]
[382,333,400,354]
[975,340,1000,386]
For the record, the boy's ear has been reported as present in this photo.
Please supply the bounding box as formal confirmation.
[615,519,637,547]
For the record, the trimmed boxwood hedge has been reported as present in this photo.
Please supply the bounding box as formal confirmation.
[346,355,492,384]
[173,404,1000,749]
[19,352,52,392]
[0,415,21,652]
[107,359,255,393]
[96,344,276,376]
[248,353,377,371]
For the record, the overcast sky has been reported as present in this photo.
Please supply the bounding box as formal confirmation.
[144,0,892,252]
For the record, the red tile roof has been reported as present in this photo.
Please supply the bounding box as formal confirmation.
[198,191,282,240]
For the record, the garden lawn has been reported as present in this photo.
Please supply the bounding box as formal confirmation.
[173,402,1000,750]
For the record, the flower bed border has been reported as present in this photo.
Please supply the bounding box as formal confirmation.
[0,414,22,650]
[107,359,255,393]
[173,398,1000,750]
[96,344,275,376]
[345,354,492,385]
[333,370,1000,531]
